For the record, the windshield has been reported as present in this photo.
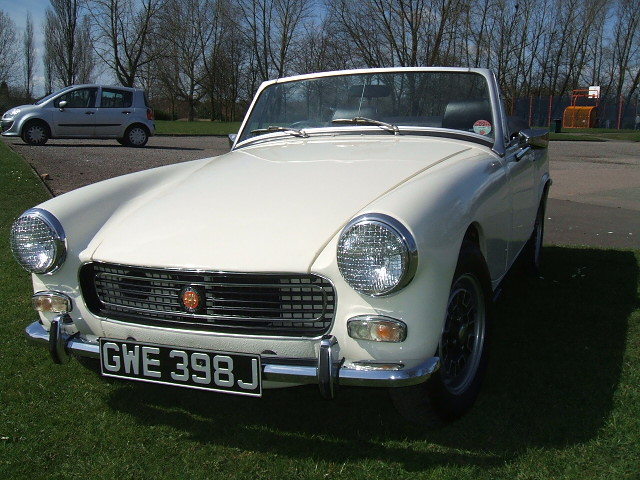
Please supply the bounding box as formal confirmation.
[239,71,494,143]
[35,86,74,105]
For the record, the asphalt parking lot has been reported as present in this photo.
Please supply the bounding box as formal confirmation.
[3,136,639,248]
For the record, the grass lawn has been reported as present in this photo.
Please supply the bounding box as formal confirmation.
[155,120,241,136]
[544,127,640,142]
[548,133,606,141]
[1,141,639,479]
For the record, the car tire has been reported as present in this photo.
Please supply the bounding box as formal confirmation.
[522,198,546,277]
[116,138,126,145]
[389,240,492,427]
[21,121,50,145]
[123,125,149,147]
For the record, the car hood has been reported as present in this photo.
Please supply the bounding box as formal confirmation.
[89,136,476,272]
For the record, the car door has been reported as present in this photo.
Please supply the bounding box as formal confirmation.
[504,139,537,267]
[94,88,134,137]
[51,87,98,137]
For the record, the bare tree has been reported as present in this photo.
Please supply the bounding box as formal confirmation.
[89,0,161,87]
[197,1,248,121]
[156,0,212,121]
[23,12,36,98]
[239,0,311,81]
[293,16,350,75]
[44,0,95,86]
[610,0,640,104]
[328,0,466,68]
[0,9,18,84]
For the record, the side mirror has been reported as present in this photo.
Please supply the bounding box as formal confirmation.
[58,100,67,110]
[228,133,237,149]
[518,129,549,149]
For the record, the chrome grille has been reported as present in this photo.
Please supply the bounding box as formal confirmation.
[80,263,336,337]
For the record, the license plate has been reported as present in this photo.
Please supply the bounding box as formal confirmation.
[99,339,262,397]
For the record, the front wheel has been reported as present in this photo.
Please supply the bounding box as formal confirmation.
[21,122,49,145]
[389,241,492,427]
[123,125,149,147]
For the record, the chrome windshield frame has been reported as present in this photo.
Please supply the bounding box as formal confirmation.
[232,67,506,155]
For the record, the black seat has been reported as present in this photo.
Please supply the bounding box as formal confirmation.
[442,100,492,131]
[332,106,376,120]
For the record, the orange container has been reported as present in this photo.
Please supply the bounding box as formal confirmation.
[563,106,597,128]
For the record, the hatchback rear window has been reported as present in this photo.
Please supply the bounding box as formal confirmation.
[100,89,133,108]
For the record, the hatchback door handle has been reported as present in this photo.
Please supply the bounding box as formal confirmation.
[121,111,131,115]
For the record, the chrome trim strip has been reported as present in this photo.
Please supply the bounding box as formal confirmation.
[318,335,339,398]
[338,213,418,297]
[24,321,439,388]
[233,67,500,151]
[49,314,71,364]
[235,126,495,150]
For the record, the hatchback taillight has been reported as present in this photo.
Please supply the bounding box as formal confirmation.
[147,108,154,120]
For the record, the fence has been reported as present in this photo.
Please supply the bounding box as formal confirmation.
[511,94,640,129]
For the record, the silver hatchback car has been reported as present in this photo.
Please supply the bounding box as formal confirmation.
[1,84,155,147]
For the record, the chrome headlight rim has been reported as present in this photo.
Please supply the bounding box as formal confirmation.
[10,208,67,274]
[337,213,418,297]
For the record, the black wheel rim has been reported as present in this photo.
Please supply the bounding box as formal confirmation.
[440,273,485,395]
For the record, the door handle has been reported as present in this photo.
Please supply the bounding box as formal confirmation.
[85,111,95,115]
[121,111,131,115]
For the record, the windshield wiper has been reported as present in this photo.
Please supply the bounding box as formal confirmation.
[250,125,309,137]
[331,116,399,134]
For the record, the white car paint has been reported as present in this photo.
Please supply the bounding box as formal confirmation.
[22,67,550,390]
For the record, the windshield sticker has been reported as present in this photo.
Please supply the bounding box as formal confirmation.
[473,120,492,135]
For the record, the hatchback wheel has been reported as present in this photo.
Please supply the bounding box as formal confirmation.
[124,125,148,147]
[21,122,49,145]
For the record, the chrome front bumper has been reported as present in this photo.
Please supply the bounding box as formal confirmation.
[25,320,440,398]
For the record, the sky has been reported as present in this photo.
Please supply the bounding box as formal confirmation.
[1,0,49,95]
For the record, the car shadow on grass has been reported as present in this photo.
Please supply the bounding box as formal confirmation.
[105,246,638,470]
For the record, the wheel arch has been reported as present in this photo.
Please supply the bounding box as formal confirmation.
[462,222,487,265]
[126,122,150,136]
[20,117,52,137]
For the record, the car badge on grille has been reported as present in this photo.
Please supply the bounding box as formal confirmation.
[180,286,202,313]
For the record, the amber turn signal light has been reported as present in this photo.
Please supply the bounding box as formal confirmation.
[32,291,72,313]
[347,316,407,342]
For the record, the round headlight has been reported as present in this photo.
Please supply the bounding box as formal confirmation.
[10,208,66,274]
[337,214,417,296]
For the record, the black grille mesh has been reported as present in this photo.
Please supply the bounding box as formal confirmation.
[80,263,335,337]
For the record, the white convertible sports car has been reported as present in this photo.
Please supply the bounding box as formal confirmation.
[11,67,549,426]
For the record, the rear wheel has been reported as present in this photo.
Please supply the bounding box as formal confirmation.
[123,125,149,147]
[21,121,49,145]
[389,241,492,427]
